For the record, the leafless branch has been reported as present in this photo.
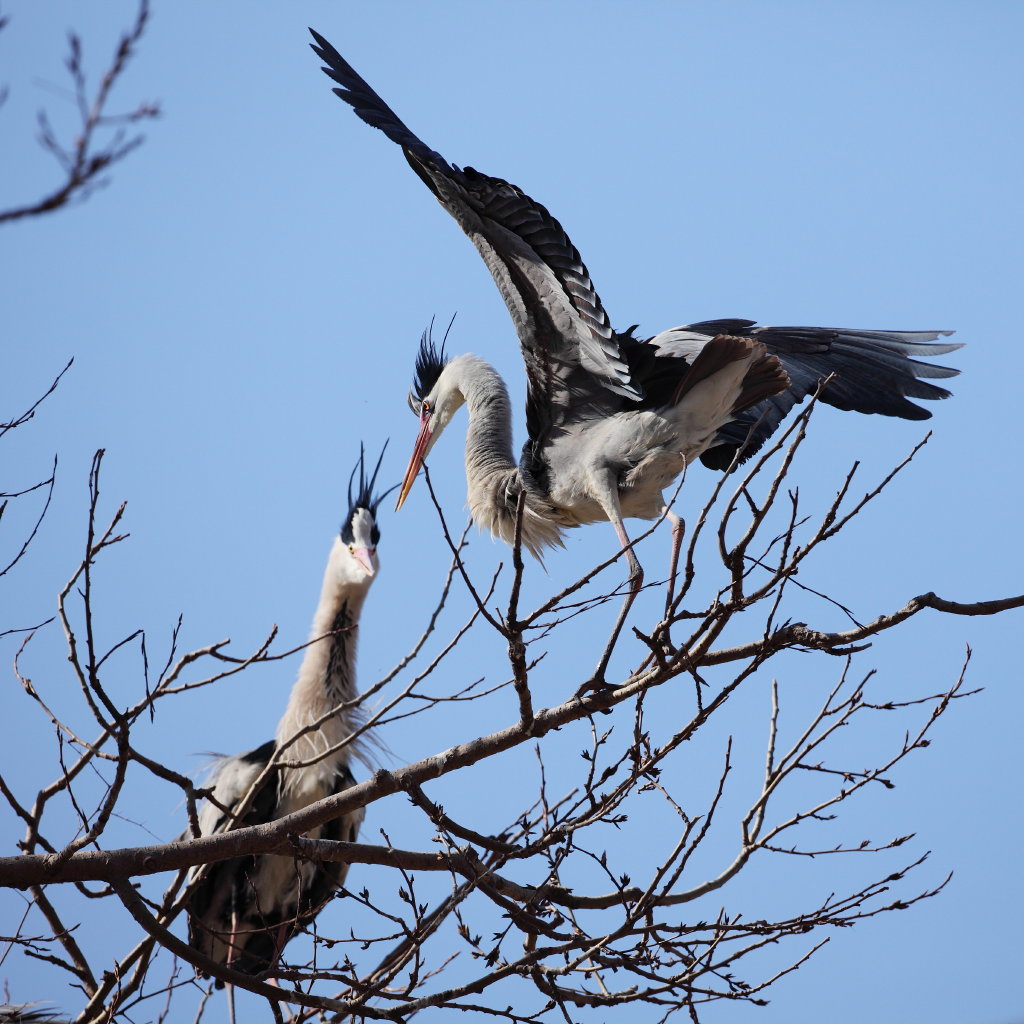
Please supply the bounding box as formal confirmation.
[0,2,159,225]
[2,388,1020,1022]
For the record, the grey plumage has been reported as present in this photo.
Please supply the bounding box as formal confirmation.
[185,445,389,981]
[310,33,959,676]
[310,32,958,522]
[399,331,790,559]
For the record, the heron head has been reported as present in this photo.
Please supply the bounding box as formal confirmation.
[339,442,395,578]
[396,322,462,511]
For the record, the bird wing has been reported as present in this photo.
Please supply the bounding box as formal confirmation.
[649,321,961,468]
[193,740,277,837]
[310,31,641,425]
[186,741,279,966]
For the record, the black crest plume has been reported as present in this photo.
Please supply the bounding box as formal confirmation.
[342,442,396,543]
[410,315,456,405]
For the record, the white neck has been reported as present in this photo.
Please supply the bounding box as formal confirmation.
[274,541,372,772]
[448,355,517,480]
[446,355,567,559]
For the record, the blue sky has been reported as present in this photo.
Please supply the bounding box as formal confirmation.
[3,2,1022,1022]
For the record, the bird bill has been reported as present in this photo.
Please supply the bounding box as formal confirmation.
[395,415,432,511]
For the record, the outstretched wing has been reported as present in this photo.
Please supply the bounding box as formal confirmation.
[310,30,641,431]
[649,320,961,468]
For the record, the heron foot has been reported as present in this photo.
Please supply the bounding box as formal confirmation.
[574,675,615,714]
[576,675,616,696]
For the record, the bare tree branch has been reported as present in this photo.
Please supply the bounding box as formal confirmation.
[0,2,158,225]
[3,379,1020,1022]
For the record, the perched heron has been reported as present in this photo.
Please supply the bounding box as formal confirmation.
[310,32,959,676]
[185,445,390,982]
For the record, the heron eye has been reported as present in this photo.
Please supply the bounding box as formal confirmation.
[421,400,431,415]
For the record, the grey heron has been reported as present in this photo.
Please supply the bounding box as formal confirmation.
[310,32,960,677]
[185,444,390,982]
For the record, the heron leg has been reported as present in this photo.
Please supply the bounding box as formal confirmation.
[630,507,684,677]
[225,910,240,1024]
[664,508,685,615]
[587,515,643,688]
[226,908,241,968]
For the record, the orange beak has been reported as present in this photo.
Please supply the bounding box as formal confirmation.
[395,411,432,511]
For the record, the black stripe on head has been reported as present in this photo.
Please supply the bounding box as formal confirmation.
[411,316,456,406]
[341,442,397,544]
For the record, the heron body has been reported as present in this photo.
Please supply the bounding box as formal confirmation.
[421,339,788,561]
[309,33,959,675]
[186,447,388,980]
[310,33,959,541]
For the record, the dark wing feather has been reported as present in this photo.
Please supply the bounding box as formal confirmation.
[290,763,361,934]
[217,761,361,979]
[310,30,640,442]
[186,742,361,983]
[186,740,280,981]
[676,322,961,468]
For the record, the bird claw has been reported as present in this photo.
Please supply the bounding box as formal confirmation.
[577,675,611,696]
[575,676,616,714]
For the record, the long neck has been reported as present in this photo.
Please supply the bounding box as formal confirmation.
[274,547,370,768]
[453,356,518,483]
[451,356,566,558]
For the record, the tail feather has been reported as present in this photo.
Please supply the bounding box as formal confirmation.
[734,347,792,414]
[673,335,789,412]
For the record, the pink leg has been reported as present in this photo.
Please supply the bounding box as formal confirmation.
[226,910,240,968]
[224,911,241,1024]
[586,517,643,688]
[664,508,685,614]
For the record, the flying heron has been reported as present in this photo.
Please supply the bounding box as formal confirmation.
[310,32,959,679]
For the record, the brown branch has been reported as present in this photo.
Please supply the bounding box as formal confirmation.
[3,579,1018,892]
[0,1,159,225]
[107,879,405,1021]
[701,591,1024,667]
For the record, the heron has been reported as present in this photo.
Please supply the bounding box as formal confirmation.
[185,444,391,984]
[310,32,960,678]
